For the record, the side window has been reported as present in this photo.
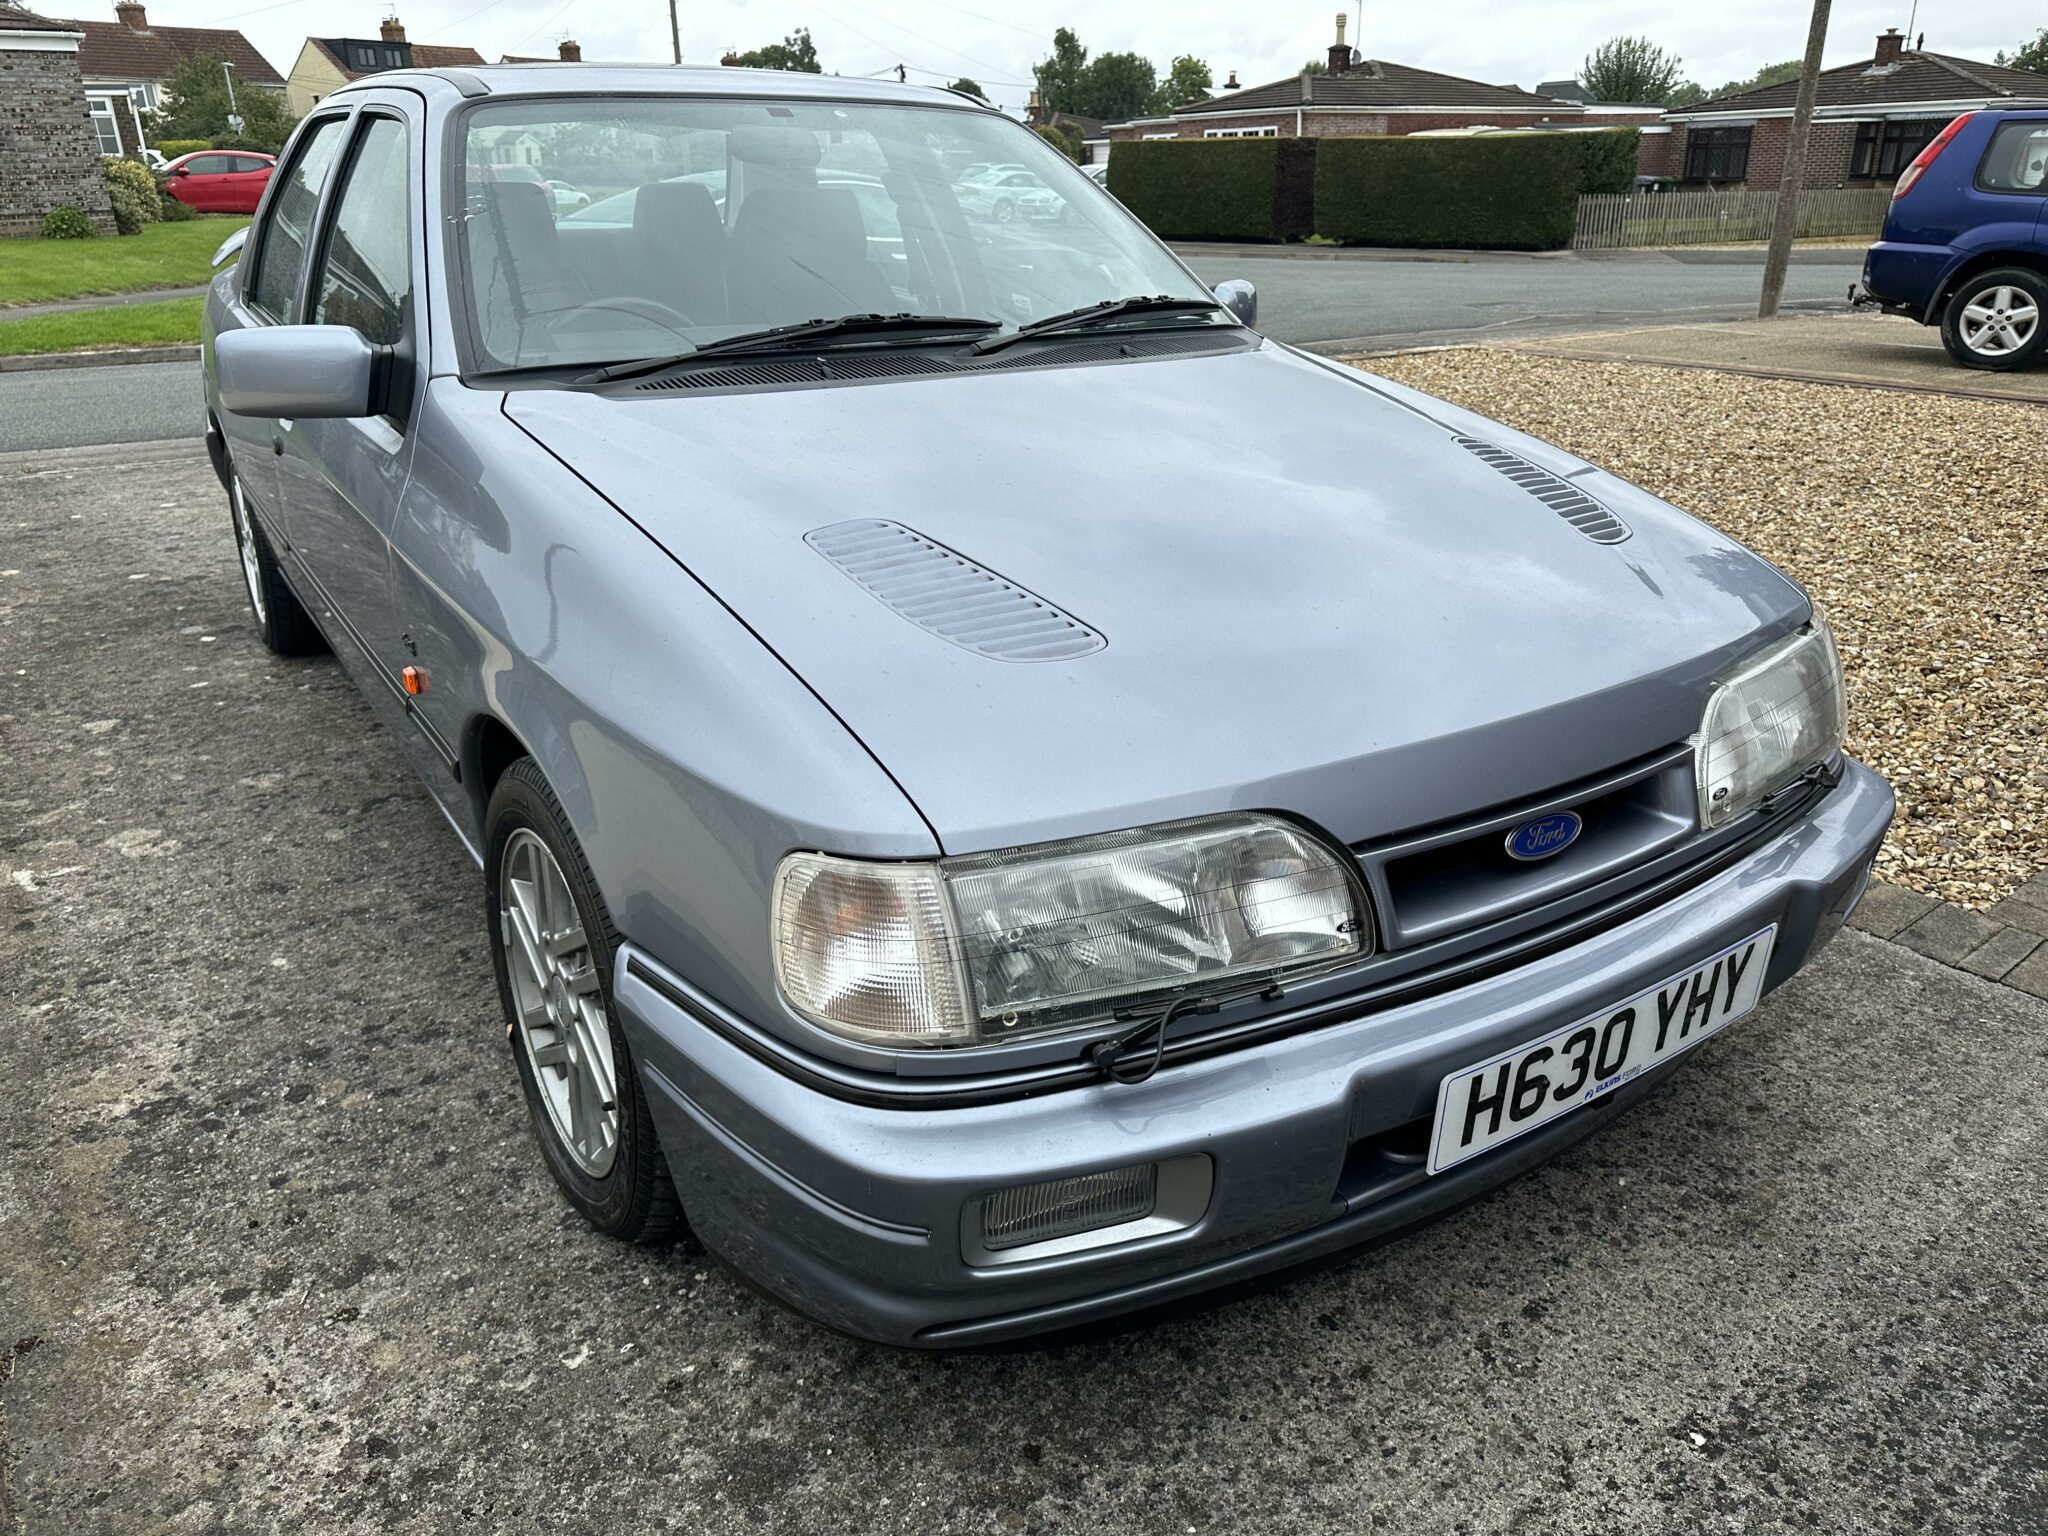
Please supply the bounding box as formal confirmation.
[1978,122,2048,193]
[249,117,347,321]
[311,117,412,347]
[187,154,231,174]
[230,155,269,174]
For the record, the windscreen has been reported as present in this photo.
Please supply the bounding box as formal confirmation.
[456,95,1213,370]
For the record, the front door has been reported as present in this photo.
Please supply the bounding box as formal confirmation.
[179,153,237,212]
[278,104,422,703]
[216,113,350,527]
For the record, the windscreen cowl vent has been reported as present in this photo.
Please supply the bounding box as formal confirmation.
[634,353,953,391]
[806,520,1106,662]
[1453,436,1631,545]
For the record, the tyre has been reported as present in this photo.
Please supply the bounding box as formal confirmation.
[228,471,327,656]
[1938,267,2048,371]
[485,757,684,1244]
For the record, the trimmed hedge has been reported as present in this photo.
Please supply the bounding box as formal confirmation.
[1109,138,1315,242]
[1571,127,1640,195]
[1314,134,1583,250]
[154,138,212,158]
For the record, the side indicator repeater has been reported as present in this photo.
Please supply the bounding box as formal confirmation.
[402,665,429,696]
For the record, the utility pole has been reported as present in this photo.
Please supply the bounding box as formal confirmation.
[1759,0,1832,318]
[667,0,680,64]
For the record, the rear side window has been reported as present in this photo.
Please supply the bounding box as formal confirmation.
[248,117,346,320]
[311,117,412,346]
[1978,121,2048,192]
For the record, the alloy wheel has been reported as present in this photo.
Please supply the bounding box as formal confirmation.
[1959,283,2040,357]
[499,827,619,1176]
[231,479,266,623]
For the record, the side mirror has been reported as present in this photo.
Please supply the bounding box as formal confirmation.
[216,325,377,419]
[172,165,190,176]
[1214,278,1257,329]
[210,225,247,268]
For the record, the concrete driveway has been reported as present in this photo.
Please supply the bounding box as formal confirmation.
[2,442,2045,1535]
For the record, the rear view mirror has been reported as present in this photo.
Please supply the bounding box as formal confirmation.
[1214,279,1257,329]
[216,325,377,419]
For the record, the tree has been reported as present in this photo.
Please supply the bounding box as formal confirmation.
[152,53,298,153]
[1154,55,1212,112]
[1299,59,1327,75]
[1034,27,1089,115]
[1076,50,1156,122]
[1034,122,1081,161]
[946,76,984,99]
[1995,29,2048,72]
[1580,35,1685,104]
[732,27,821,73]
[1665,81,1707,107]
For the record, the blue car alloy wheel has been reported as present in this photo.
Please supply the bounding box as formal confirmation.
[1504,811,1583,862]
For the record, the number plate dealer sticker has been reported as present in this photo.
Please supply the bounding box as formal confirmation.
[1427,926,1777,1175]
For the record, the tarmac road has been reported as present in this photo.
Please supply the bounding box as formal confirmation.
[1,440,2044,1533]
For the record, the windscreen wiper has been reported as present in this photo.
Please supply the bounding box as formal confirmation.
[967,295,1226,356]
[581,313,1001,383]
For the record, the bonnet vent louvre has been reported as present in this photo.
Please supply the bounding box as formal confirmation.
[1453,436,1631,545]
[806,520,1106,662]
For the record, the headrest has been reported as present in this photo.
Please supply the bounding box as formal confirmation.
[730,124,823,169]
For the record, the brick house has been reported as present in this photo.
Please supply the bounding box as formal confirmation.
[286,16,484,116]
[0,1,116,234]
[57,1,281,158]
[1657,29,2048,188]
[1107,15,1659,147]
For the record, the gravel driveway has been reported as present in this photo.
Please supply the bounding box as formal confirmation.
[1363,350,2048,910]
[3,443,2045,1535]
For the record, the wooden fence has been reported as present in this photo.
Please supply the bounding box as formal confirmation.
[1571,186,1894,250]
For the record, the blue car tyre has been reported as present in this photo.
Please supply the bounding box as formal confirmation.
[485,758,685,1244]
[1938,266,2048,371]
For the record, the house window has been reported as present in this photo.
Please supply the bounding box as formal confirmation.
[1141,132,1176,140]
[127,82,156,112]
[344,42,407,71]
[1684,125,1752,182]
[1850,117,1951,180]
[87,94,122,156]
[1203,125,1278,139]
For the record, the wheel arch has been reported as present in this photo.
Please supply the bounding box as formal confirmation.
[1933,250,2048,320]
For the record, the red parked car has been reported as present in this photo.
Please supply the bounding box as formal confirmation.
[163,151,275,214]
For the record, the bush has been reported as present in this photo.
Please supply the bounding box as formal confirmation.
[102,155,162,236]
[1314,134,1583,250]
[1569,127,1640,194]
[40,205,97,239]
[1034,123,1081,163]
[1109,138,1316,242]
[153,138,211,158]
[158,190,199,221]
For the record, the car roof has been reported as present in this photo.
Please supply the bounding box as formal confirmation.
[329,63,993,112]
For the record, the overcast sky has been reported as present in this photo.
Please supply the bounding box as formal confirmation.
[204,0,2041,117]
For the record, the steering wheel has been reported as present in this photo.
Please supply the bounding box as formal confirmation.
[561,296,698,335]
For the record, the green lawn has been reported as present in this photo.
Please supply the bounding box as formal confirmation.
[0,297,202,356]
[0,218,246,307]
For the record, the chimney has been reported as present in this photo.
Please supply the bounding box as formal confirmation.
[380,14,405,43]
[557,37,580,62]
[719,49,740,66]
[1224,69,1239,89]
[114,1,147,31]
[1874,27,1904,66]
[1327,13,1351,75]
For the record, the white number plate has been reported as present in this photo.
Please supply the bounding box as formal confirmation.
[1427,926,1777,1175]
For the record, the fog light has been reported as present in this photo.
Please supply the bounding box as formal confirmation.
[981,1165,1158,1252]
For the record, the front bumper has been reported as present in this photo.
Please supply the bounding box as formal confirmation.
[615,759,1893,1347]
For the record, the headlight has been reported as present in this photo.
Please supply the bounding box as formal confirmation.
[772,814,1371,1048]
[1695,610,1845,829]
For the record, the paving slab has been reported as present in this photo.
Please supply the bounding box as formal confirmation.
[2,444,2045,1534]
[1514,313,2048,404]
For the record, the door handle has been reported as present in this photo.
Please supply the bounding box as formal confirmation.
[271,435,283,455]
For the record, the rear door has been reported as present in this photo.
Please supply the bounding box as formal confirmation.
[224,154,274,213]
[281,98,426,723]
[216,112,350,525]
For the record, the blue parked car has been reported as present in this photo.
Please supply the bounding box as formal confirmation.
[1862,109,2048,369]
[201,66,1892,1346]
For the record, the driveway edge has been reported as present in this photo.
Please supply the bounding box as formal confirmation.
[0,345,199,373]
[1849,877,2048,998]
